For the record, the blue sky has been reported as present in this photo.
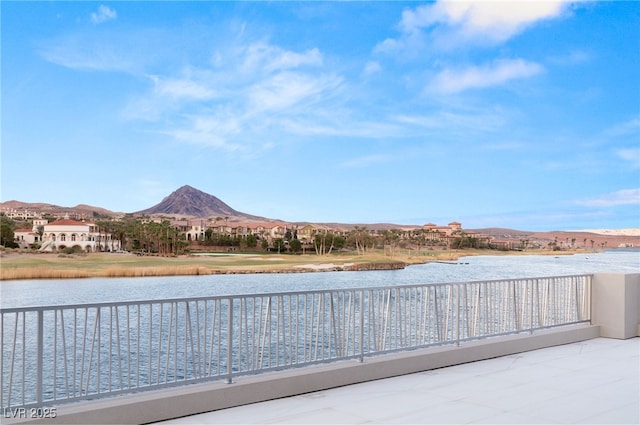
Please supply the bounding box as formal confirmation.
[2,1,639,231]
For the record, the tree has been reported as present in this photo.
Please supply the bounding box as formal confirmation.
[273,238,286,253]
[410,230,427,253]
[289,238,302,254]
[313,232,331,255]
[349,226,371,255]
[382,229,401,257]
[0,215,18,248]
[451,234,479,249]
[333,235,346,251]
[245,234,258,248]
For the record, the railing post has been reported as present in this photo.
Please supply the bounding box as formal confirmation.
[529,279,534,334]
[226,298,233,384]
[456,285,460,347]
[358,290,364,363]
[36,310,43,404]
[587,275,592,323]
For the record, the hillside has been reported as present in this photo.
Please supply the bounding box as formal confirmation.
[472,227,639,248]
[0,200,119,218]
[529,231,639,249]
[135,185,265,220]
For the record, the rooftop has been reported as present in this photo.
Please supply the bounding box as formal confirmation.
[161,337,639,424]
[46,218,93,226]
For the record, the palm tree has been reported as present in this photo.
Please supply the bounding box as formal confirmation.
[349,226,369,255]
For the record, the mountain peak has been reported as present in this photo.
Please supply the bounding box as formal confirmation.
[136,186,259,219]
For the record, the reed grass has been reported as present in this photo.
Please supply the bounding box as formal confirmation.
[0,265,217,280]
[101,266,214,278]
[0,268,93,280]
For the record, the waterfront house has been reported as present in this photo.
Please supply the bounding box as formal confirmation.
[40,218,120,252]
[13,228,40,248]
[13,219,48,248]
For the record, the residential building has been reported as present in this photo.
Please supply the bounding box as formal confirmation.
[13,219,48,248]
[40,218,120,252]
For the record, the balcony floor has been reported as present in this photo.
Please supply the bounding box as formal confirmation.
[161,337,639,424]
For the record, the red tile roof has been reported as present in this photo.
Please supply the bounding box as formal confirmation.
[14,228,35,233]
[46,219,94,226]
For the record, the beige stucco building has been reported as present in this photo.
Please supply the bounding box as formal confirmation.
[40,218,120,252]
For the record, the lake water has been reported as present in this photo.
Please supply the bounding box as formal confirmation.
[2,250,638,309]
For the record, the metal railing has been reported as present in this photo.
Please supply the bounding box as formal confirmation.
[1,274,591,408]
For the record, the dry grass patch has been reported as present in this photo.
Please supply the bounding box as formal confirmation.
[101,266,213,278]
[0,268,92,280]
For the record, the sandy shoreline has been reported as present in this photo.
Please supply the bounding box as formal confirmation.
[294,262,354,270]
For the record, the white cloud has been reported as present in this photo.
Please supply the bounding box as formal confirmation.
[548,50,591,66]
[128,40,352,150]
[377,0,572,53]
[605,117,640,137]
[576,189,640,207]
[339,153,393,168]
[363,61,382,76]
[39,38,133,72]
[616,148,640,167]
[428,59,544,94]
[240,43,323,74]
[163,114,244,151]
[91,5,117,24]
[279,118,405,139]
[248,72,342,112]
[482,141,527,151]
[394,108,506,134]
[122,71,219,121]
[37,29,166,73]
[404,1,568,42]
[151,75,216,100]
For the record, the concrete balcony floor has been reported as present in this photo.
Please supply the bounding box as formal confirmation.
[161,337,639,424]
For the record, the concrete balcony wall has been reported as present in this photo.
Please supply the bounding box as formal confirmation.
[6,325,600,425]
[591,273,640,339]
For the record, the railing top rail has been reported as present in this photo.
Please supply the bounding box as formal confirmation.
[0,273,593,314]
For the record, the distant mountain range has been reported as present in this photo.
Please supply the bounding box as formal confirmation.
[0,200,121,218]
[1,187,639,245]
[0,185,267,221]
